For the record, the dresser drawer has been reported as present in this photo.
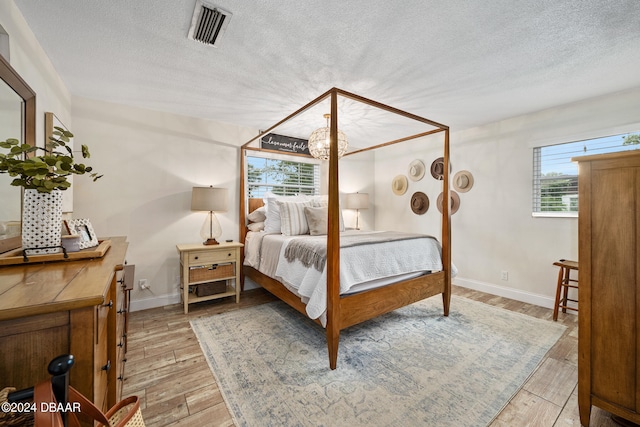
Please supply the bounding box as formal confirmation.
[188,249,236,265]
[95,309,110,412]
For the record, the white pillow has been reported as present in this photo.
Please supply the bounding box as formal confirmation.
[279,201,312,236]
[263,194,309,234]
[247,206,266,222]
[247,221,265,232]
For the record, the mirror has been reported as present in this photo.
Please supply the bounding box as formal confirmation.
[0,54,35,253]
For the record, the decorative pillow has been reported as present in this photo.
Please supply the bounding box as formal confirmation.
[278,201,312,236]
[309,197,345,231]
[247,221,265,232]
[309,195,328,208]
[247,206,266,223]
[264,194,308,234]
[263,197,280,233]
[304,206,328,236]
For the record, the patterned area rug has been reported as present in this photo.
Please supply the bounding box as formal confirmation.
[190,295,566,427]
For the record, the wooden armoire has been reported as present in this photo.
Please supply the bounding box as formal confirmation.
[574,150,640,426]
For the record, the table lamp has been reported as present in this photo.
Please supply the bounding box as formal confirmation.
[343,192,369,230]
[191,186,228,245]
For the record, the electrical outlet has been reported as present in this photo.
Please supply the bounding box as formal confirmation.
[501,271,509,281]
[139,279,149,290]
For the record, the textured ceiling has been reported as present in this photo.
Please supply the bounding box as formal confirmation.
[14,0,640,146]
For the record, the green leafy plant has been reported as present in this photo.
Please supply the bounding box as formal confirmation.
[622,134,640,146]
[0,127,102,193]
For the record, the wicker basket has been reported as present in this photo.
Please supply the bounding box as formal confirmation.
[189,263,234,282]
[195,281,227,297]
[0,387,34,427]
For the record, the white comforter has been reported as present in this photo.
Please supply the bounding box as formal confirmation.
[245,230,456,324]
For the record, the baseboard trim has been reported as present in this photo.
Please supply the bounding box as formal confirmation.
[129,278,557,312]
[454,277,556,309]
[130,279,260,312]
[130,292,181,312]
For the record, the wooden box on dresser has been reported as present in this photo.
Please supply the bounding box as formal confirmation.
[0,236,130,417]
[574,151,640,426]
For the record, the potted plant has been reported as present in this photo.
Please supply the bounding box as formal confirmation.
[0,126,102,254]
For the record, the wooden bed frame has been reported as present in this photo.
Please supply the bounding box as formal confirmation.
[239,87,451,369]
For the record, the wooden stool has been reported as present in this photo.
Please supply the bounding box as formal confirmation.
[553,259,579,321]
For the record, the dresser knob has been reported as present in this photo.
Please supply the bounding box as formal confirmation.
[103,300,113,309]
[101,360,111,372]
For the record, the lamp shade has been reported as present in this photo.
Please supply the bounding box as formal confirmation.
[343,192,369,210]
[191,186,228,212]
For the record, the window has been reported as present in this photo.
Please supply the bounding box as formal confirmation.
[247,155,320,198]
[533,132,639,216]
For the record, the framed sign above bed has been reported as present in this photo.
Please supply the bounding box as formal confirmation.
[260,133,311,156]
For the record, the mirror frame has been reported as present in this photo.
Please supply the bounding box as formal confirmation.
[0,54,36,253]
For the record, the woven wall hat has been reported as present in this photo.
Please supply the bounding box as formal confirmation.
[410,192,429,215]
[392,175,408,195]
[408,160,425,181]
[453,170,474,193]
[430,157,445,180]
[436,190,460,215]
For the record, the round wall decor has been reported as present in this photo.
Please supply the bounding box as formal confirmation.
[436,190,460,215]
[410,192,429,215]
[392,175,408,195]
[453,170,474,193]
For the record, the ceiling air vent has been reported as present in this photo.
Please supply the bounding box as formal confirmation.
[188,1,232,47]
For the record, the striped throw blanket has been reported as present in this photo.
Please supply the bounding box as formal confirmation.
[284,231,435,272]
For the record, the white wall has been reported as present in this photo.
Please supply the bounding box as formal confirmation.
[71,96,256,310]
[374,133,446,240]
[375,87,640,308]
[338,150,375,231]
[0,1,71,143]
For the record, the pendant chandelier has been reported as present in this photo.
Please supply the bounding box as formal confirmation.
[308,114,348,160]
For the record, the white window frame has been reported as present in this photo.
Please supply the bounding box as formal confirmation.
[532,131,640,218]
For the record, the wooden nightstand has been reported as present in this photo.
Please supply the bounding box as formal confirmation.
[176,242,243,314]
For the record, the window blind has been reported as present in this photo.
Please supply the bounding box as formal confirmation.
[532,132,639,215]
[247,156,320,198]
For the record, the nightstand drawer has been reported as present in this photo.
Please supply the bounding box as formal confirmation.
[189,250,236,265]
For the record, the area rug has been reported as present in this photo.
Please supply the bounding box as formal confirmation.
[190,295,566,427]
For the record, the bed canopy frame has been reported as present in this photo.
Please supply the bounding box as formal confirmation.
[239,87,451,369]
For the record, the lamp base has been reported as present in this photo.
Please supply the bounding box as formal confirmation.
[202,238,220,245]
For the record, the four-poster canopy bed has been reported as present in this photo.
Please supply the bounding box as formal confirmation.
[239,87,452,370]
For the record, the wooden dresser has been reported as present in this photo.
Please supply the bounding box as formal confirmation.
[0,236,130,412]
[574,151,640,426]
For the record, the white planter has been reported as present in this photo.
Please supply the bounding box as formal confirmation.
[22,189,63,254]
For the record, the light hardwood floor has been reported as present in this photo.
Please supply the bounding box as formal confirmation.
[122,286,623,427]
